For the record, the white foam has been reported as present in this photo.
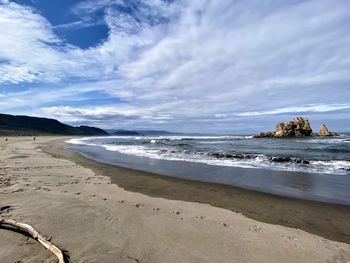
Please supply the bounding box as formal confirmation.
[97,143,350,175]
[198,141,231,144]
[295,134,349,144]
[310,160,350,173]
[103,144,161,159]
[143,135,251,140]
[66,137,101,146]
[66,136,350,176]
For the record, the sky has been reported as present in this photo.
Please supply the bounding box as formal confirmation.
[0,0,349,134]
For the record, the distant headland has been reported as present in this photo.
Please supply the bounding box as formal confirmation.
[0,113,108,136]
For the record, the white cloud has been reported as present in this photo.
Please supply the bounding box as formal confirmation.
[0,1,111,83]
[0,63,40,83]
[71,0,116,15]
[234,104,350,117]
[52,18,105,30]
[0,1,60,82]
[38,105,177,128]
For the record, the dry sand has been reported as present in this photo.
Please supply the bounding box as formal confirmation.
[1,136,350,263]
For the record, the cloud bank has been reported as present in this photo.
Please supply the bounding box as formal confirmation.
[0,0,349,132]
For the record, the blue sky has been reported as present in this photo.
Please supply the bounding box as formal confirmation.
[0,0,349,133]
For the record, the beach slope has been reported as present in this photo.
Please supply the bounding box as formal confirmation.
[1,137,350,263]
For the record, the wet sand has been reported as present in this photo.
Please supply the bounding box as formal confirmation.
[1,136,350,263]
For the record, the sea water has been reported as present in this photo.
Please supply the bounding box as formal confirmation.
[68,134,350,176]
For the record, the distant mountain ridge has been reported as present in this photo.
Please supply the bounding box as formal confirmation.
[0,113,108,136]
[110,129,140,136]
[106,129,182,136]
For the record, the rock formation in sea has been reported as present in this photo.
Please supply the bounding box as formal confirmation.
[318,124,340,136]
[253,117,339,138]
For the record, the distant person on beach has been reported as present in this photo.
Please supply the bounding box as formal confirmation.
[5,138,7,141]
[33,137,36,141]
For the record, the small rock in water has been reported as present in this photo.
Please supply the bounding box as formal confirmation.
[319,124,340,136]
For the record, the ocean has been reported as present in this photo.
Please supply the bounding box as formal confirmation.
[67,133,350,205]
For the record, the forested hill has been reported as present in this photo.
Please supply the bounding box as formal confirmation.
[0,113,109,136]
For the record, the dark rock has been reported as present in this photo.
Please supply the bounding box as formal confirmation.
[254,117,312,138]
[319,124,340,136]
[293,117,313,136]
[270,156,291,163]
[268,156,309,164]
[253,131,275,138]
[319,124,329,136]
[253,117,338,138]
[211,152,257,159]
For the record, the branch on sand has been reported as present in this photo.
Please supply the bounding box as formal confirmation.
[0,217,68,263]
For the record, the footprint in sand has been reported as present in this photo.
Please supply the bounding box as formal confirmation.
[221,222,231,228]
[249,225,263,232]
[127,256,140,263]
[11,188,24,193]
[0,206,13,213]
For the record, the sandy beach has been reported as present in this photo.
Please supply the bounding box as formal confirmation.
[1,136,350,263]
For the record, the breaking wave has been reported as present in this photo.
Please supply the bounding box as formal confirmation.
[67,135,350,175]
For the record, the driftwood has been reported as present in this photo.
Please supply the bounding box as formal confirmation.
[0,217,66,263]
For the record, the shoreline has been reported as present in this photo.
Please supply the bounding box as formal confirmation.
[43,138,350,244]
